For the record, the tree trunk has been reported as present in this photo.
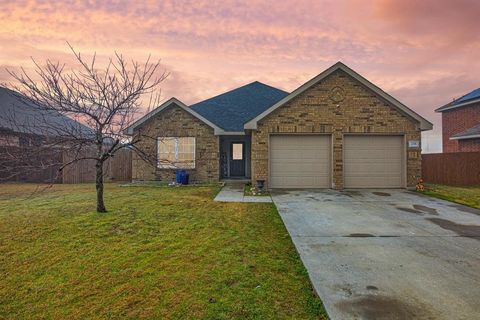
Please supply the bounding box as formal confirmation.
[96,160,107,212]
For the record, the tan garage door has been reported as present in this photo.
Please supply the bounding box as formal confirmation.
[344,135,404,188]
[270,135,331,188]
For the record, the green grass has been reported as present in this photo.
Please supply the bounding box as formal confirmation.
[419,183,480,209]
[0,183,326,319]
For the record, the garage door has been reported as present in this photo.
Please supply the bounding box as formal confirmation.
[344,135,404,188]
[270,135,331,188]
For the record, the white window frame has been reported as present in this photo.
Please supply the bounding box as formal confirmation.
[157,137,196,169]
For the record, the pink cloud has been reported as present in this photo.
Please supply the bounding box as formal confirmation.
[1,0,479,152]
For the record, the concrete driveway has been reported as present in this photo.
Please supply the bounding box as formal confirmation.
[271,189,480,320]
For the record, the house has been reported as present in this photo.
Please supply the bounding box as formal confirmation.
[125,62,432,189]
[0,87,92,182]
[435,88,480,153]
[0,87,92,147]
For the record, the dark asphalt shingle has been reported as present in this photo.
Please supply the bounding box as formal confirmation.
[190,81,288,131]
[0,87,93,137]
[452,123,480,139]
[436,87,480,112]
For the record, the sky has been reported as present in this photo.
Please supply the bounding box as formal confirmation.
[1,0,479,153]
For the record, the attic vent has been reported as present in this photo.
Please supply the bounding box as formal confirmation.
[329,86,345,103]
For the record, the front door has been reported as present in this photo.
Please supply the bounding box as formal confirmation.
[230,142,245,177]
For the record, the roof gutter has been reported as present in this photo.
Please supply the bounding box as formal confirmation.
[450,134,480,140]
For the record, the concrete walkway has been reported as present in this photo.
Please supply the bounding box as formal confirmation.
[271,189,480,320]
[214,181,272,203]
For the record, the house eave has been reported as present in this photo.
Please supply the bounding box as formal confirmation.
[244,62,433,131]
[218,131,246,136]
[124,97,225,136]
[450,134,480,140]
[435,98,480,113]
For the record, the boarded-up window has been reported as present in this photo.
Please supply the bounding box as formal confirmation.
[157,137,195,169]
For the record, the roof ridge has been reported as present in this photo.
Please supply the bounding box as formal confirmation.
[249,81,289,93]
[190,81,287,107]
[189,81,289,131]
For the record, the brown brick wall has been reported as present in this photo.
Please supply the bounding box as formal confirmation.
[251,69,422,189]
[132,103,219,183]
[442,102,480,153]
[458,138,480,152]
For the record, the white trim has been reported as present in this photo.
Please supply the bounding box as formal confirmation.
[124,97,226,135]
[244,62,433,131]
[450,134,480,140]
[218,131,245,136]
[436,97,480,112]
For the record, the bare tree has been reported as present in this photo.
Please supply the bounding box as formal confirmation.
[2,44,167,212]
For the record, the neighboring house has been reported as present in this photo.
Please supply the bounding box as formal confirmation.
[125,62,432,189]
[0,87,92,146]
[0,87,92,182]
[435,88,480,153]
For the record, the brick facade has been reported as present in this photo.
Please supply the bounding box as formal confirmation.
[441,102,480,153]
[132,103,219,182]
[457,138,480,152]
[251,69,422,189]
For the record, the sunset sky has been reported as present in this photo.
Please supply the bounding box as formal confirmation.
[1,0,479,152]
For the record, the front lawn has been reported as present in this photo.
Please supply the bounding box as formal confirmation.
[419,183,480,209]
[0,184,326,319]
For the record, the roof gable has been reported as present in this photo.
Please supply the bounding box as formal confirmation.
[190,81,288,131]
[124,98,224,135]
[436,87,480,112]
[244,62,433,131]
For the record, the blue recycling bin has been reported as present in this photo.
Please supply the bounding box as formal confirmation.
[175,170,189,185]
[175,170,185,184]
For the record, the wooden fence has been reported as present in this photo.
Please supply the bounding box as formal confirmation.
[0,146,63,183]
[62,148,132,184]
[1,147,132,184]
[422,152,480,186]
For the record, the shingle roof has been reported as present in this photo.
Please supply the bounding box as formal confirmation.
[190,81,289,131]
[436,87,480,112]
[451,123,480,140]
[0,87,93,137]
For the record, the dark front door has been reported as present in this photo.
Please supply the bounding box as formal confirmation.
[230,142,245,177]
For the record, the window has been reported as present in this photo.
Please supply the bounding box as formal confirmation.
[232,143,243,160]
[158,137,195,169]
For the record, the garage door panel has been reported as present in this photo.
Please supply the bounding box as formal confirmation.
[344,136,404,188]
[271,161,329,172]
[346,176,402,188]
[270,175,329,189]
[271,164,318,174]
[344,162,402,174]
[270,135,331,188]
[270,149,326,160]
